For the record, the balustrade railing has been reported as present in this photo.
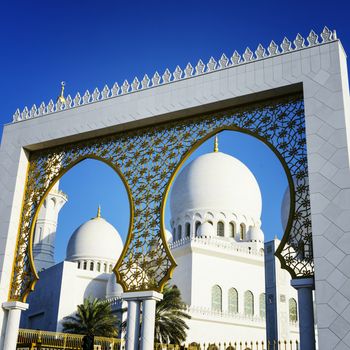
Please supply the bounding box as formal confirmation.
[155,340,299,350]
[17,328,124,350]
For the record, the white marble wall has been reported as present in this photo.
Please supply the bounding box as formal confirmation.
[0,33,349,349]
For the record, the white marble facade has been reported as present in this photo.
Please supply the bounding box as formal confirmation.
[20,147,299,344]
[0,28,350,349]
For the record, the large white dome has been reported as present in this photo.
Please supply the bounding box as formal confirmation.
[170,151,262,220]
[66,214,123,263]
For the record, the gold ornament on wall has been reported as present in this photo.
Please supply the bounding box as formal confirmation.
[9,93,312,302]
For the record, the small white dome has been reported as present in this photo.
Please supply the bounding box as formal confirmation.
[165,229,173,244]
[247,226,264,242]
[170,151,262,221]
[66,215,123,263]
[197,222,215,237]
[106,273,123,298]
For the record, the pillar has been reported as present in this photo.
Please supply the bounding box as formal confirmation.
[2,301,29,350]
[291,278,315,350]
[122,291,163,350]
[140,291,163,350]
[125,299,141,350]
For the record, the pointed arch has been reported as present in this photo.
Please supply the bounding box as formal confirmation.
[289,298,298,322]
[244,290,254,316]
[228,288,238,314]
[211,285,222,312]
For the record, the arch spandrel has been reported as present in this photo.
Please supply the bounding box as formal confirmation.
[9,93,312,302]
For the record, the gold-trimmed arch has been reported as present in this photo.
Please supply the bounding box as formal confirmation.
[23,154,134,302]
[9,93,312,302]
[160,124,298,280]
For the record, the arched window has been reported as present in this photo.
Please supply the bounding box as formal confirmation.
[77,261,81,269]
[109,265,113,273]
[104,263,107,272]
[173,227,176,239]
[90,262,94,271]
[228,288,238,314]
[240,223,246,240]
[83,261,87,270]
[97,262,101,272]
[211,285,222,312]
[195,221,201,236]
[217,222,224,237]
[259,293,266,318]
[289,298,298,322]
[244,290,254,316]
[178,225,182,240]
[185,222,191,237]
[229,222,235,238]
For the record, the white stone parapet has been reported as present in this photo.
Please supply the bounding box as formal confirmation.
[170,236,264,257]
[187,305,266,324]
[11,27,336,123]
[187,305,298,327]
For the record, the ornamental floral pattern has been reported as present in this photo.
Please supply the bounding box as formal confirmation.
[10,94,311,302]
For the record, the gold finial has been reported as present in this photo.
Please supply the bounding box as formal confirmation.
[97,205,101,218]
[57,81,66,104]
[214,135,219,152]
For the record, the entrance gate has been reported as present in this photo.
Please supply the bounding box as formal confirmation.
[0,27,349,350]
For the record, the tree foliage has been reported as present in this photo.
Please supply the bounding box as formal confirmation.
[62,297,119,337]
[154,284,191,344]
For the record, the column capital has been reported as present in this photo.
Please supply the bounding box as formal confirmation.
[2,301,29,311]
[291,277,315,290]
[122,290,163,302]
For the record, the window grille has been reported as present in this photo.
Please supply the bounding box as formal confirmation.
[244,290,254,316]
[228,288,238,314]
[211,285,222,312]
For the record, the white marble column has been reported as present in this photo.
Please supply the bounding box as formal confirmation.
[291,278,315,350]
[122,291,163,350]
[140,291,163,350]
[2,301,29,350]
[125,299,141,350]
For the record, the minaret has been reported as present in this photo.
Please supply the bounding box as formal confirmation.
[33,181,68,271]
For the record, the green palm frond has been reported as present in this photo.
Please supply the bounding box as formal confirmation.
[155,284,191,344]
[61,297,120,337]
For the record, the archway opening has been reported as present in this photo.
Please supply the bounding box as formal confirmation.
[21,158,130,333]
[163,130,298,345]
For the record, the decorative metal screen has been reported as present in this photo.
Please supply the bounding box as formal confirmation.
[244,291,254,316]
[259,293,266,318]
[9,93,312,302]
[228,288,238,314]
[211,285,222,312]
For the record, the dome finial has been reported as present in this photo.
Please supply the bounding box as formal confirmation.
[214,135,219,152]
[57,81,66,104]
[97,205,101,218]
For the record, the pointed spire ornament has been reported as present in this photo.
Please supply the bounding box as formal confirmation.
[97,205,101,218]
[57,81,66,104]
[214,135,219,152]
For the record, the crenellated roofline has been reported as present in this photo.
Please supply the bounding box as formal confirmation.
[12,27,337,123]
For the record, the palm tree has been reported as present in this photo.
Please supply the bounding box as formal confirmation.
[154,284,191,344]
[62,297,119,337]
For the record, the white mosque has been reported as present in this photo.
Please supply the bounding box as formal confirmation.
[20,139,299,344]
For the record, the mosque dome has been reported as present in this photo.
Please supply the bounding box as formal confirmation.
[66,208,123,263]
[106,273,123,299]
[197,222,215,237]
[170,148,262,221]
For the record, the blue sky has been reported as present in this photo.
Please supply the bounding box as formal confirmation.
[0,1,349,262]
